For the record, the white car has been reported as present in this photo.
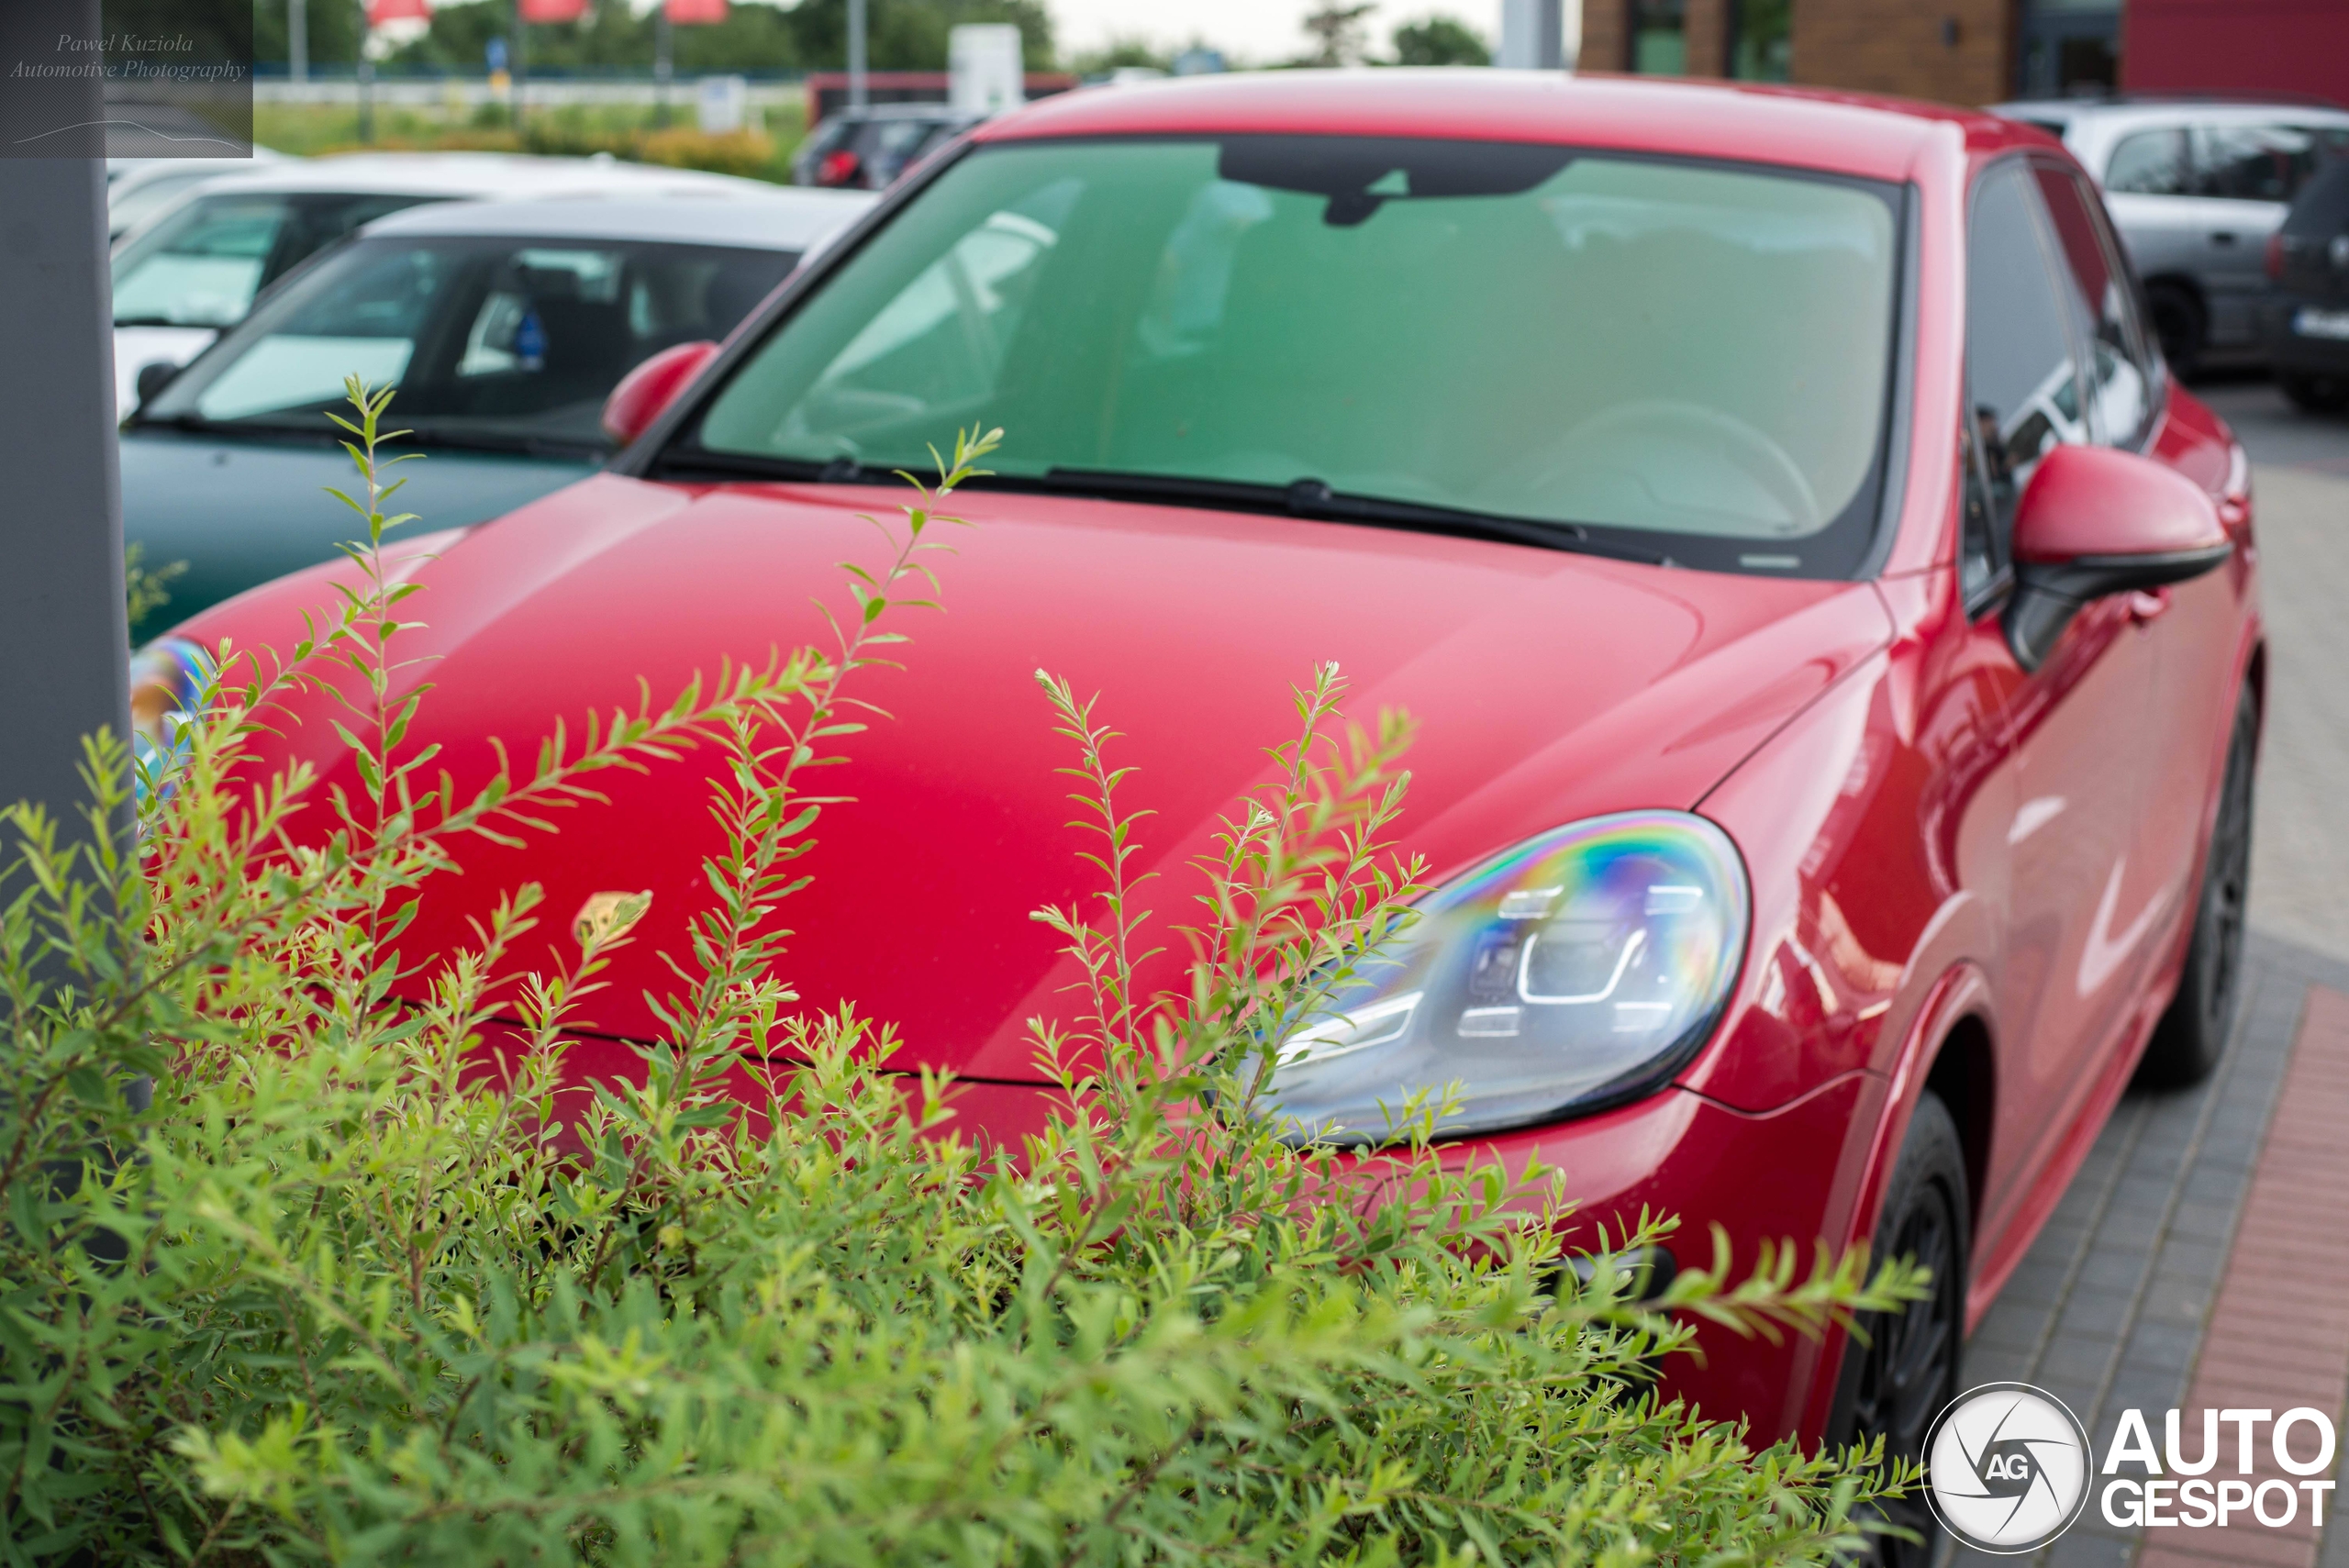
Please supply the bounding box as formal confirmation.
[110,152,797,417]
[1993,97,2349,374]
[106,150,288,241]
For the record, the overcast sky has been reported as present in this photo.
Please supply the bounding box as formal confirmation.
[1045,0,1499,65]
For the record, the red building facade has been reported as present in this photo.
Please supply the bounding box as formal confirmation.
[1573,0,2349,109]
[2125,0,2349,106]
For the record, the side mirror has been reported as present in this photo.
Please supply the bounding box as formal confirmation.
[2005,442,2232,671]
[600,339,719,449]
[134,360,180,407]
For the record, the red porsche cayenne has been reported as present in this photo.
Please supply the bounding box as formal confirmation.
[168,71,2261,1551]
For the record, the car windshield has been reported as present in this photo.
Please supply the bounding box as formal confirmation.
[686,136,1905,574]
[112,190,442,328]
[140,233,796,454]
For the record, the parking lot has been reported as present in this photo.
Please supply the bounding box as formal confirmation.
[1952,380,2349,1568]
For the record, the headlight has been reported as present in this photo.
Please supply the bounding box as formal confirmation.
[128,637,212,796]
[1266,810,1749,1142]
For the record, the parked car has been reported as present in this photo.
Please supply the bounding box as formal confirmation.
[164,72,2260,1562]
[106,149,288,241]
[2262,157,2349,412]
[110,152,792,417]
[124,188,872,618]
[1993,96,2349,375]
[790,103,981,190]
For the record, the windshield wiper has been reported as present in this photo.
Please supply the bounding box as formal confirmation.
[388,426,604,462]
[1008,468,1672,566]
[643,451,1670,566]
[135,411,596,461]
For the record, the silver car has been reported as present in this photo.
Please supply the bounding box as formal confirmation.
[1994,97,2349,376]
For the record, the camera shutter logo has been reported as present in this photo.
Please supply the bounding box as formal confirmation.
[1922,1383,2094,1552]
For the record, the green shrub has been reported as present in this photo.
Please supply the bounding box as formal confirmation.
[0,385,1920,1563]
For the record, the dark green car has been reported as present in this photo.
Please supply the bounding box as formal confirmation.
[124,188,872,621]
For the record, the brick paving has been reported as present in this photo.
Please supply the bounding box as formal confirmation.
[1945,932,2349,1568]
[2134,985,2349,1568]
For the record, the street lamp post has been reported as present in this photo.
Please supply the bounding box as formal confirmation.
[848,0,868,109]
[1498,0,1564,69]
[355,0,375,142]
[655,5,674,128]
[511,0,529,133]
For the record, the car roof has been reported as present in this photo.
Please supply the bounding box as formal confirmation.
[358,188,875,248]
[109,150,285,194]
[1989,96,2349,173]
[1994,97,2349,134]
[975,69,2034,183]
[150,150,781,202]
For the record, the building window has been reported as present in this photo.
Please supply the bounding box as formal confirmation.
[1730,0,1790,80]
[1630,0,1686,74]
[2016,0,2119,99]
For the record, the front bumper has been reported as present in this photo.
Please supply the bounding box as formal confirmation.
[2264,295,2349,375]
[528,1029,1886,1445]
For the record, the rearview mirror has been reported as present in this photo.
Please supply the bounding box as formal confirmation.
[2005,442,2232,671]
[134,360,180,408]
[601,339,719,449]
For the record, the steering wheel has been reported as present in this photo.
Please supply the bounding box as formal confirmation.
[1497,399,1824,539]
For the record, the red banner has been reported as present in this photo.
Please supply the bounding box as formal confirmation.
[366,0,430,21]
[518,0,588,21]
[666,0,729,24]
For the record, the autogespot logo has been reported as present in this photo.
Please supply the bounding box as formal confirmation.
[1922,1383,2094,1552]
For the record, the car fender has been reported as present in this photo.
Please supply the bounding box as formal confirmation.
[1683,639,1999,1113]
[1789,961,1998,1442]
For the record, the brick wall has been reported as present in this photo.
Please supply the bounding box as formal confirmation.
[1580,0,1629,71]
[1576,0,2019,108]
[1686,0,1733,76]
[1787,0,2016,106]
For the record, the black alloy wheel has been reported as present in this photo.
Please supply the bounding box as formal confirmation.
[2146,283,2206,382]
[2138,691,2259,1088]
[1831,1091,1968,1568]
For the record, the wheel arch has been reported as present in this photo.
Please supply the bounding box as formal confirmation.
[2243,638,2267,742]
[1805,991,1997,1449]
[2143,270,2209,316]
[1921,1013,1996,1239]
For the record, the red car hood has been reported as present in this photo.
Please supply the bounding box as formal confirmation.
[189,475,1894,1081]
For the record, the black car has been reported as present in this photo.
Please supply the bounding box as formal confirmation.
[2266,157,2349,411]
[790,105,981,191]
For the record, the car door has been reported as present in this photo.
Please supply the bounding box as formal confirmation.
[1965,160,2165,1206]
[2099,123,2204,285]
[2036,165,2241,970]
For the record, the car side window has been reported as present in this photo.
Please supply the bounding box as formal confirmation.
[2193,123,2349,204]
[2104,128,2190,195]
[1957,403,2000,605]
[2033,165,2158,449]
[1964,162,2087,594]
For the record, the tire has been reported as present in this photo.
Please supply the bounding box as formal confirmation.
[2147,283,2206,382]
[2138,691,2258,1088]
[2278,369,2349,415]
[1828,1091,1969,1568]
